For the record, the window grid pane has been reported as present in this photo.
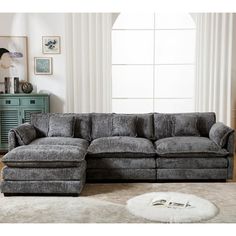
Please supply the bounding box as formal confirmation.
[112,99,154,113]
[112,65,153,98]
[154,65,195,98]
[155,13,196,29]
[113,13,154,30]
[155,30,196,64]
[112,13,195,113]
[112,30,154,64]
[154,98,194,113]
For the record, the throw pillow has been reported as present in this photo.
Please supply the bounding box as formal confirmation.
[12,123,37,145]
[136,113,154,139]
[209,122,234,147]
[112,114,137,137]
[73,114,91,141]
[48,115,75,137]
[172,114,200,137]
[91,113,113,139]
[30,113,50,137]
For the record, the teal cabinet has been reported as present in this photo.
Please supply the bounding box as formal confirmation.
[0,93,50,151]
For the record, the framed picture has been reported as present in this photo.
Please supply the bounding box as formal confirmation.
[34,57,53,75]
[42,36,61,54]
[0,36,28,82]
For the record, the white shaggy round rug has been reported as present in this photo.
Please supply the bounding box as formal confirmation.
[126,192,219,223]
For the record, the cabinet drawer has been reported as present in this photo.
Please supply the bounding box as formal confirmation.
[0,98,19,106]
[20,98,44,106]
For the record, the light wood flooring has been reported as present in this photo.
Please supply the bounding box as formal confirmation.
[0,155,4,173]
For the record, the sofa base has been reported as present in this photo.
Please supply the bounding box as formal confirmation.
[156,168,228,180]
[1,178,85,195]
[87,168,156,181]
[2,166,86,181]
[3,193,80,197]
[156,157,228,169]
[86,179,227,183]
[86,157,156,169]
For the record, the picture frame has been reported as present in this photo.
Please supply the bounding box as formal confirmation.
[34,57,53,75]
[42,36,61,54]
[0,36,28,82]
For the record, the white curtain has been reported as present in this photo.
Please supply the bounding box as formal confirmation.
[65,13,113,113]
[194,13,233,126]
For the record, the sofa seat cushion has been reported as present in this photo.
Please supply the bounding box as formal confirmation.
[154,136,228,157]
[88,136,156,157]
[2,145,87,168]
[30,137,89,149]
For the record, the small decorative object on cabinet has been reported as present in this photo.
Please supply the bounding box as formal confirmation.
[21,81,33,94]
[0,93,50,152]
[4,77,20,94]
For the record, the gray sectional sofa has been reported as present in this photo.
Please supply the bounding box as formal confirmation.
[0,112,234,196]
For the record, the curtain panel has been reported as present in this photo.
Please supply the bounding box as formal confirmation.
[194,13,233,126]
[65,13,113,113]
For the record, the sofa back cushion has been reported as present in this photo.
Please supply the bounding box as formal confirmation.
[48,115,75,137]
[154,112,216,140]
[91,113,113,140]
[31,113,91,141]
[136,113,154,139]
[172,114,200,137]
[73,113,91,141]
[91,113,154,140]
[112,114,137,137]
[31,112,214,141]
[30,113,50,137]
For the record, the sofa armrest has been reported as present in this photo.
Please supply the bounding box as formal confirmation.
[8,130,19,151]
[209,122,234,148]
[9,123,37,150]
[226,132,235,156]
[226,132,234,179]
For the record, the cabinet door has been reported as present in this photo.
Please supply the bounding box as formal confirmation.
[21,107,45,123]
[0,109,20,150]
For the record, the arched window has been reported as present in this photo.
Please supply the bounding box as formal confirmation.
[112,13,196,113]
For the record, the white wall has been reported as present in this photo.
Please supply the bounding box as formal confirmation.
[231,14,236,129]
[0,13,66,112]
[1,13,235,118]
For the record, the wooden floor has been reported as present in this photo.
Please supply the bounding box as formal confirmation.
[0,154,236,182]
[0,155,4,179]
[230,155,236,182]
[0,157,3,170]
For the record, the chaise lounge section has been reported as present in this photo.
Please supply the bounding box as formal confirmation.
[1,144,87,195]
[0,112,234,196]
